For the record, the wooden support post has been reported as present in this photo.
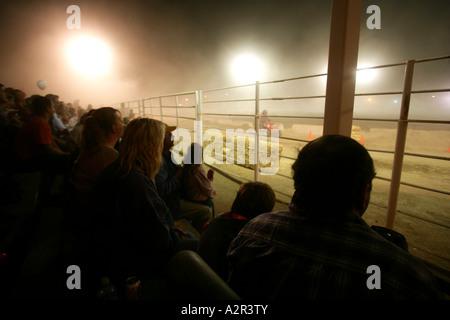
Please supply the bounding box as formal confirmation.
[323,0,363,137]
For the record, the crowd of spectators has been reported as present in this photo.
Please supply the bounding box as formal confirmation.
[0,84,92,170]
[0,83,445,300]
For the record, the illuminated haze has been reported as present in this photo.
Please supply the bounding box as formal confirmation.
[0,0,448,114]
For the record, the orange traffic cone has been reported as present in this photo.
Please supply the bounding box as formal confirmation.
[360,135,365,146]
[308,130,312,141]
[446,146,450,152]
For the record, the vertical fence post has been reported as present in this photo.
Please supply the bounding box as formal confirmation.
[119,102,125,119]
[149,98,154,118]
[195,90,203,148]
[175,96,179,127]
[386,60,415,229]
[254,81,260,182]
[159,97,163,121]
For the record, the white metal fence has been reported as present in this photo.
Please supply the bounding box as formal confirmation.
[116,55,450,269]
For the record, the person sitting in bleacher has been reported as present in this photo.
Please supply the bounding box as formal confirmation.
[227,135,444,299]
[65,109,94,156]
[84,118,194,298]
[70,107,123,205]
[197,181,275,281]
[12,95,72,201]
[13,96,71,192]
[155,124,212,235]
[181,142,216,226]
[66,107,123,252]
[13,95,70,175]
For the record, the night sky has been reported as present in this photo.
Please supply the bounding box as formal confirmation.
[0,0,449,107]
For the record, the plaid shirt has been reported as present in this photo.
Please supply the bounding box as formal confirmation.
[227,205,443,299]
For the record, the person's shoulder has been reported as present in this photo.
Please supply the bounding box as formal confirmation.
[27,115,46,126]
[209,213,248,227]
[122,166,150,181]
[95,159,120,179]
[100,144,119,158]
[239,210,291,234]
[30,116,52,132]
[251,209,292,223]
[99,164,154,192]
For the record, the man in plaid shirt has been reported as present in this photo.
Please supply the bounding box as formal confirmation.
[227,135,443,299]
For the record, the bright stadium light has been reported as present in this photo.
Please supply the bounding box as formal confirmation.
[357,66,377,83]
[231,53,264,84]
[66,36,112,77]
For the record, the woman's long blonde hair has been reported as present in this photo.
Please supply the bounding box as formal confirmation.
[118,117,165,180]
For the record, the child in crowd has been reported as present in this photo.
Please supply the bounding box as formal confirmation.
[197,181,275,280]
[182,142,216,218]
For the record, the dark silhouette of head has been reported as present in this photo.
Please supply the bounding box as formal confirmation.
[291,135,376,217]
[231,181,276,219]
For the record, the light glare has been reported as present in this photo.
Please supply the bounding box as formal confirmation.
[231,54,263,84]
[357,67,377,83]
[67,36,112,77]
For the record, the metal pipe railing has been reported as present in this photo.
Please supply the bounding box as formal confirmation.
[117,55,449,234]
[254,82,260,181]
[195,90,203,147]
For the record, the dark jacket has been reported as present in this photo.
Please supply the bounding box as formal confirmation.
[87,159,179,284]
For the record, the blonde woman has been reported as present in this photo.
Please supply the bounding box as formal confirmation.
[85,117,182,298]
